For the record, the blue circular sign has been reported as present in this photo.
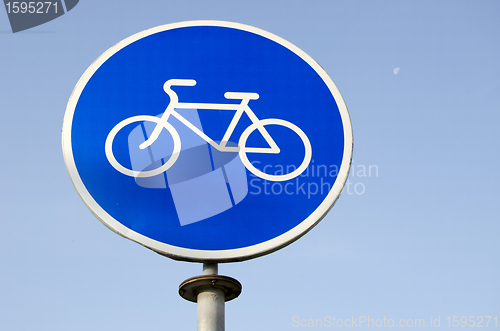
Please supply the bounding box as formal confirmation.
[62,21,352,262]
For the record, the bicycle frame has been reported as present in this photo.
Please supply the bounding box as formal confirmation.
[139,79,280,154]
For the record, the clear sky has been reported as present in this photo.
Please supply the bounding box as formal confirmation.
[1,1,499,330]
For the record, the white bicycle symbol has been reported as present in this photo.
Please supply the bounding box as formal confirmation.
[105,79,312,182]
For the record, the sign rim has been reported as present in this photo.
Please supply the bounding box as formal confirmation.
[62,20,353,262]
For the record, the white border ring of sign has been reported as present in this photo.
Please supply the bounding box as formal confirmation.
[62,20,353,263]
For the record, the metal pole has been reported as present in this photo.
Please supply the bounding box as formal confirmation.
[179,264,241,331]
[198,263,224,331]
[203,263,218,276]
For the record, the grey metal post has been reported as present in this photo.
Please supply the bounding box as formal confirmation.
[203,263,218,276]
[179,264,241,331]
[198,263,224,331]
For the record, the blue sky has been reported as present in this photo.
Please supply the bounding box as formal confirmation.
[1,1,499,330]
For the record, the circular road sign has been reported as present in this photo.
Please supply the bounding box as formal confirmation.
[62,20,353,262]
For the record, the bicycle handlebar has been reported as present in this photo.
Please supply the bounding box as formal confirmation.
[164,79,197,91]
[163,79,196,103]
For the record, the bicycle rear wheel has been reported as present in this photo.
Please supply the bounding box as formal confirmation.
[105,115,181,178]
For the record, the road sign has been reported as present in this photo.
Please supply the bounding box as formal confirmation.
[62,20,353,262]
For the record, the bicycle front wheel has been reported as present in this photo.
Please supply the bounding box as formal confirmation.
[105,115,181,178]
[239,118,312,182]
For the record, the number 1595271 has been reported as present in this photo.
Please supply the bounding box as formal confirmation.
[5,2,58,14]
[446,316,497,328]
